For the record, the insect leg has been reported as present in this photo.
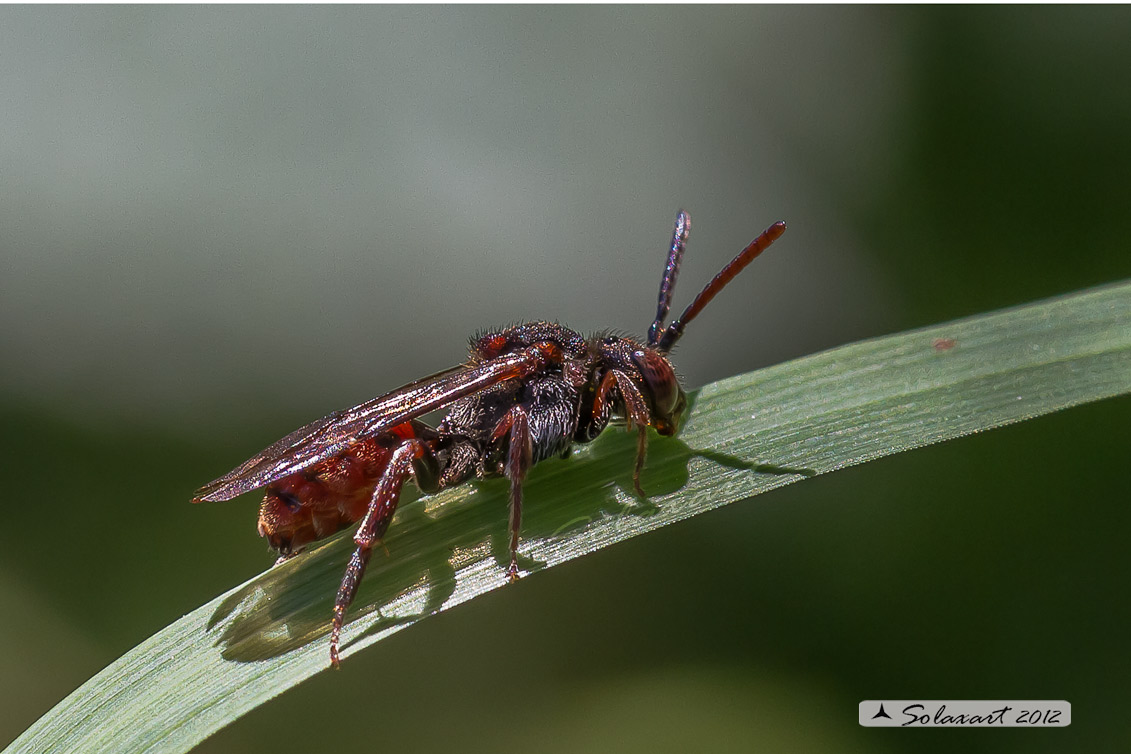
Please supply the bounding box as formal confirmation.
[490,405,533,581]
[328,438,426,668]
[592,370,652,496]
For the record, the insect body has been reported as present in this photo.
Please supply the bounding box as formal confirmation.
[193,211,786,667]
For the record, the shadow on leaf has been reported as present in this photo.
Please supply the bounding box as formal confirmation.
[207,421,810,664]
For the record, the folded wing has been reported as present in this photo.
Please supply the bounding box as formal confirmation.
[193,350,546,502]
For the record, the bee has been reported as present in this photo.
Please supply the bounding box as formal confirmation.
[194,211,786,666]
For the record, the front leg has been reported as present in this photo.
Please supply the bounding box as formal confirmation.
[592,369,652,496]
[490,405,532,581]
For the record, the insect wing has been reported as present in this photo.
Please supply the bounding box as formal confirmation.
[193,351,542,502]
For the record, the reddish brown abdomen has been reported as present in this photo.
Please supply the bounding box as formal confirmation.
[257,423,419,554]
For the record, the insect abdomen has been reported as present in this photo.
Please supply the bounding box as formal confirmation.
[256,424,421,555]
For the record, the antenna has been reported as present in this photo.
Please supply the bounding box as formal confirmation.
[654,217,786,353]
[647,210,691,347]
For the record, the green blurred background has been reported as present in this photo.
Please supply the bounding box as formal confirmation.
[2,6,1128,752]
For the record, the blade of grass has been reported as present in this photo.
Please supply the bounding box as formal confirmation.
[7,280,1130,754]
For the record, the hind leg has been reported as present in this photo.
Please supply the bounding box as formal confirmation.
[328,438,434,668]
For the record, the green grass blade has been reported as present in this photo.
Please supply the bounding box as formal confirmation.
[7,280,1130,754]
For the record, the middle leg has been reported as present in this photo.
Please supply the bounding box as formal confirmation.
[490,405,533,581]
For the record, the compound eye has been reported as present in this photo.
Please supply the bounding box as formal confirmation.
[633,349,684,426]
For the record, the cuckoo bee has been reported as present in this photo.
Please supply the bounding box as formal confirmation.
[194,211,786,666]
